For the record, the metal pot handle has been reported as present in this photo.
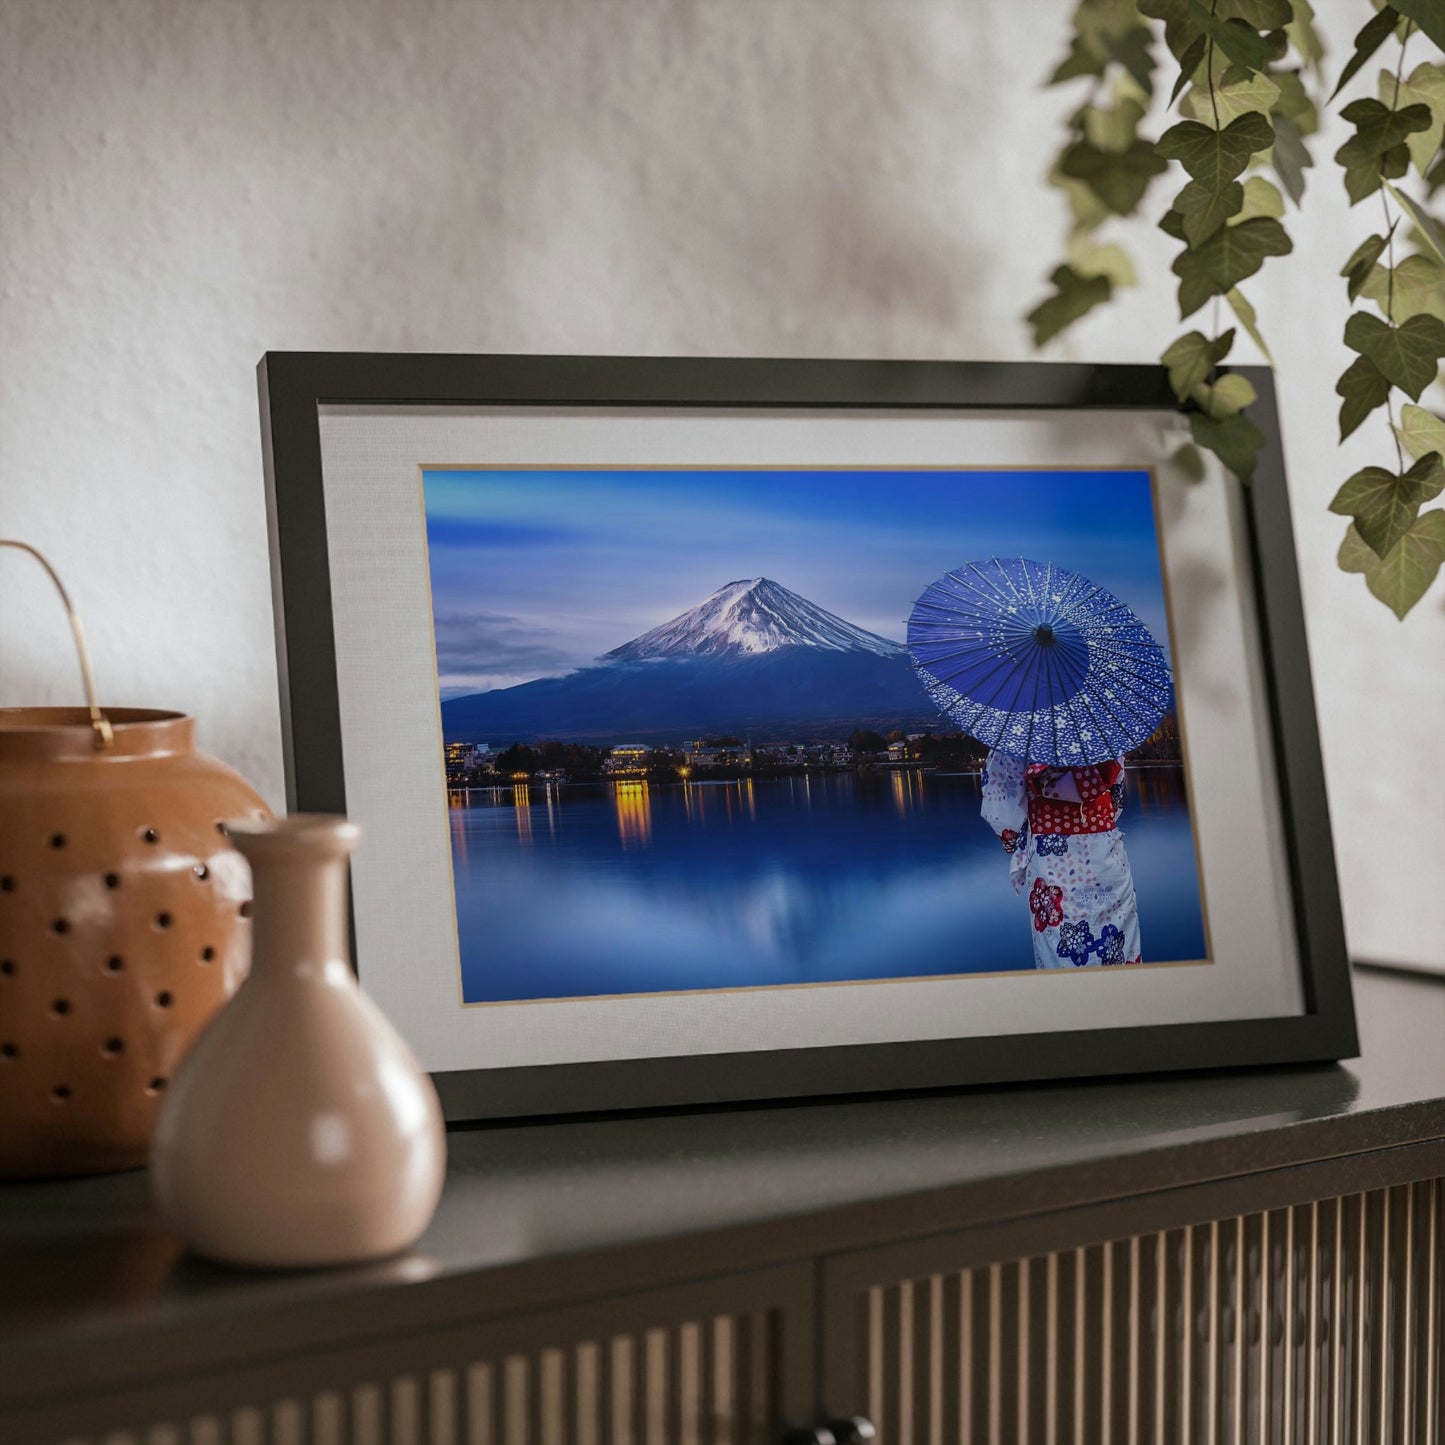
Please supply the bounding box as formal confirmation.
[0,539,113,749]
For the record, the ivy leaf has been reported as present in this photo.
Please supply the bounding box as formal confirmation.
[1027,265,1114,346]
[1343,142,1412,205]
[1050,164,1113,233]
[1337,99,1433,165]
[1343,310,1445,398]
[1330,4,1402,101]
[1216,0,1294,25]
[1051,32,1109,85]
[1059,139,1169,215]
[1084,97,1148,152]
[1157,112,1274,191]
[1159,208,1188,241]
[1359,252,1445,322]
[1237,175,1285,221]
[1337,520,1378,573]
[1189,408,1266,482]
[1053,38,1104,84]
[1182,66,1281,126]
[1336,98,1432,203]
[1139,0,1208,62]
[1339,510,1445,617]
[1162,327,1236,400]
[1395,402,1445,460]
[1336,353,1392,439]
[1270,111,1313,205]
[1227,286,1274,361]
[1381,61,1445,174]
[1178,178,1246,243]
[1066,236,1138,287]
[1427,150,1445,197]
[1171,33,1209,104]
[1172,216,1293,317]
[1386,181,1445,264]
[1074,0,1155,52]
[1328,452,1445,556]
[1192,371,1260,415]
[1185,0,1279,74]
[1271,70,1319,136]
[1100,28,1159,97]
[1392,0,1445,54]
[1341,232,1391,301]
[1286,0,1326,73]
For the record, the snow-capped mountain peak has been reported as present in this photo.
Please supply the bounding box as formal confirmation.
[604,578,905,661]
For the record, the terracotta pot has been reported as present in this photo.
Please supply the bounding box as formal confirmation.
[151,814,446,1269]
[0,708,270,1177]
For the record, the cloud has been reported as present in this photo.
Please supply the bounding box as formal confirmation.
[432,611,580,685]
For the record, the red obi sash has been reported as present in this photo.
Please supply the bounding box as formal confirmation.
[1025,761,1122,836]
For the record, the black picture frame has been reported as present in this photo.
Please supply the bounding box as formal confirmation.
[257,352,1357,1121]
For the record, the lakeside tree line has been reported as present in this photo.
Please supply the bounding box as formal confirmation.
[455,714,1184,786]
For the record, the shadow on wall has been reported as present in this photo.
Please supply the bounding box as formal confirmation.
[309,3,992,356]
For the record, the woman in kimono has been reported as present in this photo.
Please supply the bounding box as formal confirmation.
[981,749,1142,968]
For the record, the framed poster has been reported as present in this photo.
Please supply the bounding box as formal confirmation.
[257,354,1356,1120]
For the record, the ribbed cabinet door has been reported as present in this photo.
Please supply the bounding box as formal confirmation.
[7,1262,815,1445]
[822,1179,1442,1445]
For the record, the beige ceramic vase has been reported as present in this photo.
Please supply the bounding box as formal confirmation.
[150,814,447,1269]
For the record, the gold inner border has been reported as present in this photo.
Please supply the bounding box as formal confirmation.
[416,463,1215,1011]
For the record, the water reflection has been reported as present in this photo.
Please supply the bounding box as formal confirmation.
[449,768,1208,1002]
[612,780,652,848]
[448,802,469,867]
[890,769,926,816]
[1126,763,1192,806]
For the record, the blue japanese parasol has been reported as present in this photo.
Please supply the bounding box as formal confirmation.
[907,557,1173,766]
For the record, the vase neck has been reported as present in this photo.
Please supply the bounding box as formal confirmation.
[247,850,352,974]
[228,816,361,977]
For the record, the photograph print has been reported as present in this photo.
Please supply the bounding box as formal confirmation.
[422,466,1210,1005]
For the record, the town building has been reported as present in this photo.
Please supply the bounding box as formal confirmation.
[604,743,651,776]
[444,741,492,783]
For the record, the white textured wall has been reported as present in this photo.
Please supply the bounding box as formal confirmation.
[1,0,1439,968]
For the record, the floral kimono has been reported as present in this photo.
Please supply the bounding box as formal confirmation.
[981,749,1143,969]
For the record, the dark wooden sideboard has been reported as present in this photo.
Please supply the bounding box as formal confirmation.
[1,964,1441,1445]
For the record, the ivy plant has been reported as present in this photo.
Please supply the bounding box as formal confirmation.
[1327,5,1445,618]
[1030,0,1445,618]
[1027,0,1165,346]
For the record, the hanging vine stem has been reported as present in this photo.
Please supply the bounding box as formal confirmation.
[1151,0,1300,482]
[1382,185,1406,471]
[1383,22,1411,471]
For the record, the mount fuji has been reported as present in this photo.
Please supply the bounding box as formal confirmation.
[605,577,905,662]
[440,578,941,746]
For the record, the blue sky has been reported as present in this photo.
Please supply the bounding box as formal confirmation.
[422,467,1171,698]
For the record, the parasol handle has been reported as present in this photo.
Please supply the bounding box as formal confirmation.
[0,539,114,750]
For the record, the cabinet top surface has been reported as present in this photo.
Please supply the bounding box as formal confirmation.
[1,965,1442,1393]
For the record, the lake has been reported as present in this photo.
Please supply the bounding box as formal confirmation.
[447,768,1209,1003]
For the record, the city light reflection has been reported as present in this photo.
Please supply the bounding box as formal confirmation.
[513,783,533,846]
[891,769,924,816]
[613,780,653,848]
[449,801,469,866]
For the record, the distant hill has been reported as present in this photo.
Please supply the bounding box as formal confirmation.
[442,577,940,745]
